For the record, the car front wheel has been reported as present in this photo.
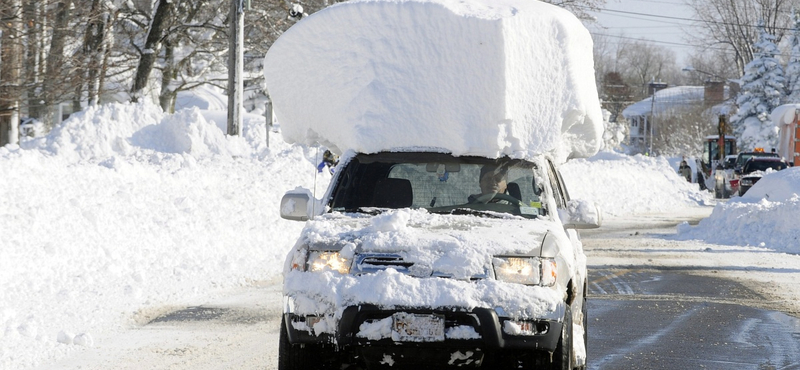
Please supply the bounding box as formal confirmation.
[542,305,573,370]
[278,317,339,370]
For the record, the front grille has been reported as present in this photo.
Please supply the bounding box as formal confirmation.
[353,253,414,274]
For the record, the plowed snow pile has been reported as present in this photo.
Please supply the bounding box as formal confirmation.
[264,0,602,163]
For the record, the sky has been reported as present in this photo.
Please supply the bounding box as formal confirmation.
[586,0,699,65]
[2,0,799,368]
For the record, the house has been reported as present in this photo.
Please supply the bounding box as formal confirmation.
[622,81,730,155]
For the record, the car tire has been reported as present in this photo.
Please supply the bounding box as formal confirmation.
[279,317,338,370]
[575,297,587,370]
[542,305,573,370]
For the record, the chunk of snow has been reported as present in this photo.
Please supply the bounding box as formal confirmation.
[74,333,93,347]
[357,317,393,340]
[264,0,602,163]
[57,331,74,345]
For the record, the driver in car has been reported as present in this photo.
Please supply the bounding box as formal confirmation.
[468,164,512,204]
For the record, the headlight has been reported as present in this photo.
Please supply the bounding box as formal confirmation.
[307,251,351,274]
[740,178,753,186]
[492,257,556,286]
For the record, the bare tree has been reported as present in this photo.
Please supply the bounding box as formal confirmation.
[543,0,607,20]
[77,0,113,107]
[653,105,717,157]
[687,0,794,76]
[0,0,23,146]
[601,72,632,123]
[23,0,47,120]
[618,40,679,100]
[130,0,173,102]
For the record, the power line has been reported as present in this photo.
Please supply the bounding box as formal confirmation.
[590,32,731,52]
[593,31,800,59]
[582,5,798,31]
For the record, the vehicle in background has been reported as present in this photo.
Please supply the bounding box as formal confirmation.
[699,135,736,198]
[726,149,779,197]
[738,157,789,196]
[733,149,780,174]
[723,155,737,169]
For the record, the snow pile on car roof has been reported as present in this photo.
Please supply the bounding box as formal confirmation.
[263,0,602,163]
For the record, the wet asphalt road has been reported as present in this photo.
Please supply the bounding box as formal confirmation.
[586,268,800,370]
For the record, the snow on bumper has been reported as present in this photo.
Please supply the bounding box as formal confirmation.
[283,268,565,348]
[284,269,562,320]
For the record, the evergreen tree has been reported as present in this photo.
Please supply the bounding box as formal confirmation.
[785,10,800,103]
[731,21,784,151]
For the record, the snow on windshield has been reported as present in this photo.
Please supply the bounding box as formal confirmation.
[263,0,603,164]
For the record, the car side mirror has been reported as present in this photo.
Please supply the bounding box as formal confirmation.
[559,199,602,229]
[280,189,315,221]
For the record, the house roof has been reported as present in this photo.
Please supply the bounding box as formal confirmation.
[622,86,705,118]
[622,85,733,118]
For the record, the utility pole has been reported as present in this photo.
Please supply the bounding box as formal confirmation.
[648,81,668,155]
[264,94,273,147]
[227,0,244,136]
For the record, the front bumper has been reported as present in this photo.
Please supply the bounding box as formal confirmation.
[284,304,563,352]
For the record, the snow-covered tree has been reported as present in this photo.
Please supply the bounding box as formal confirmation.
[730,21,784,151]
[785,10,800,103]
[600,109,627,151]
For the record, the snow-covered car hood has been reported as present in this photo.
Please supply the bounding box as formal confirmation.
[283,208,575,321]
[291,208,565,278]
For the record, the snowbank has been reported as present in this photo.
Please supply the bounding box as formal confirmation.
[0,102,332,369]
[263,0,602,163]
[560,151,712,216]
[677,168,800,253]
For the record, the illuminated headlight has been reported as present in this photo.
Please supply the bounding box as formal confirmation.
[714,171,725,181]
[493,257,557,286]
[307,251,351,274]
[740,178,753,186]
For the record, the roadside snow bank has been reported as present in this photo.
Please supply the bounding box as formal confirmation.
[264,0,602,163]
[677,168,800,253]
[0,102,328,369]
[561,151,713,216]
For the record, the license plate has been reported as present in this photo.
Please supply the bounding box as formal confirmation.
[392,313,445,342]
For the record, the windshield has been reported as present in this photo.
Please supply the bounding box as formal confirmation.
[737,152,778,168]
[329,153,548,219]
[743,160,787,174]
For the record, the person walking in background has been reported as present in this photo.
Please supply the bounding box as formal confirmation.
[679,160,692,182]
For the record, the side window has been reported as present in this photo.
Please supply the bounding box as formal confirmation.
[546,160,567,209]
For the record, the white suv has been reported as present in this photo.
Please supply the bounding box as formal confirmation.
[279,151,600,370]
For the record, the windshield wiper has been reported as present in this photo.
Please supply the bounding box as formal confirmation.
[427,206,536,219]
[336,207,387,215]
[424,207,514,219]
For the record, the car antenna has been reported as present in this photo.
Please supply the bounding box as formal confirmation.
[312,145,319,219]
